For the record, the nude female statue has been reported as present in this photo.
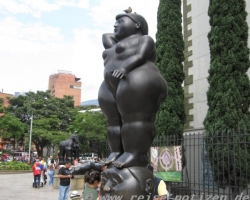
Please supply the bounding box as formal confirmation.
[98,12,167,168]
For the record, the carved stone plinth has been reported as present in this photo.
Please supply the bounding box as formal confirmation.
[53,174,84,190]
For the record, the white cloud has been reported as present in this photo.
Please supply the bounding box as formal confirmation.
[0,16,103,101]
[0,17,64,54]
[56,0,89,9]
[88,0,159,39]
[0,0,89,18]
[0,0,31,15]
[0,0,159,102]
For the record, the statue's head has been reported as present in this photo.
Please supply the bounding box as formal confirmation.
[101,166,154,199]
[114,13,148,40]
[70,133,79,144]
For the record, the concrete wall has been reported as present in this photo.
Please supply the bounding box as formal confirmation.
[184,0,250,132]
[48,72,82,106]
[0,92,13,107]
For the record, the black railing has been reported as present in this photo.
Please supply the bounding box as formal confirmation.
[105,130,250,200]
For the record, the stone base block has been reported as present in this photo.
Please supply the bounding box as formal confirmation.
[53,174,85,190]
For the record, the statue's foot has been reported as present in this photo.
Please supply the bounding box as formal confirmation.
[113,152,147,168]
[105,152,122,165]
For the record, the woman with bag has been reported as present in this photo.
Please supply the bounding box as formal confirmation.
[48,159,55,188]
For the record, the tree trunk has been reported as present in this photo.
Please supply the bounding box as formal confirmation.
[13,139,15,160]
[35,144,42,157]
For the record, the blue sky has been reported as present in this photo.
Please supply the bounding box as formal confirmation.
[0,0,158,101]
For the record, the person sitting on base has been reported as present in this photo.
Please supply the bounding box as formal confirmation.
[148,165,169,200]
[82,171,101,200]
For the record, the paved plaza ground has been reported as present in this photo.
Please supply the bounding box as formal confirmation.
[0,172,82,200]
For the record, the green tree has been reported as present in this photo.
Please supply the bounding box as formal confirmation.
[7,90,76,156]
[0,113,24,153]
[0,98,4,113]
[68,111,107,158]
[204,0,250,195]
[155,0,185,141]
[75,105,99,111]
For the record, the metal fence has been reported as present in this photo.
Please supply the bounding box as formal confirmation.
[151,131,250,200]
[105,130,250,200]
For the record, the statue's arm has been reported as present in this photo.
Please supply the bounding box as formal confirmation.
[102,33,118,49]
[112,35,155,79]
[71,161,105,175]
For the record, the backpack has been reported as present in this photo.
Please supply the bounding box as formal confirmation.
[34,165,41,175]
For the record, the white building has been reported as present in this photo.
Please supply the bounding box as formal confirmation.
[183,0,250,132]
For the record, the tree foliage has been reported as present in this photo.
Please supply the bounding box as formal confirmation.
[0,98,4,113]
[0,113,24,152]
[7,90,76,156]
[68,111,107,157]
[204,0,250,191]
[155,0,185,141]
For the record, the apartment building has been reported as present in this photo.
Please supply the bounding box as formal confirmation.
[48,70,82,106]
[183,0,250,131]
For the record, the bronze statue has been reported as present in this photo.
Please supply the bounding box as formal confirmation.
[58,133,79,164]
[101,166,154,199]
[98,12,167,168]
[71,161,105,175]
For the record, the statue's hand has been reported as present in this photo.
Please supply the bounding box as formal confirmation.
[111,68,127,79]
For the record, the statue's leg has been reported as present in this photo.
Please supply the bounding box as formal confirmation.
[75,149,79,159]
[59,144,65,164]
[113,68,167,168]
[113,116,155,168]
[98,81,123,164]
[65,149,72,163]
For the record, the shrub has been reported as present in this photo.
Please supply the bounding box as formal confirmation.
[0,161,31,170]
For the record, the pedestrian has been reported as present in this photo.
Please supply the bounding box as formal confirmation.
[147,165,169,200]
[73,158,79,166]
[82,171,101,200]
[47,155,53,166]
[58,161,73,200]
[39,156,47,184]
[32,159,42,189]
[48,159,55,188]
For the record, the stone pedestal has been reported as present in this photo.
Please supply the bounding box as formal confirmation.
[53,169,84,190]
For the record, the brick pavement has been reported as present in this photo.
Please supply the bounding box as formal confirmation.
[0,173,82,200]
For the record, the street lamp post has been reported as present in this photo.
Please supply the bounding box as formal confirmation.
[28,112,33,163]
[10,138,14,161]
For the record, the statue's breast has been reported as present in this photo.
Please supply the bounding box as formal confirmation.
[102,49,110,60]
[115,42,126,54]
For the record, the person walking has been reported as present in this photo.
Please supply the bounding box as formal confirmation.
[47,155,53,166]
[32,159,42,188]
[38,157,46,184]
[48,159,55,188]
[58,161,73,200]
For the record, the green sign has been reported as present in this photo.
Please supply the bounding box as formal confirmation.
[150,146,182,182]
[154,172,182,182]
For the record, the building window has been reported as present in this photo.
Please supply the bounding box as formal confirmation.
[70,85,81,89]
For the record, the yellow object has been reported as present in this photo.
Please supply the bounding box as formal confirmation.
[158,180,167,196]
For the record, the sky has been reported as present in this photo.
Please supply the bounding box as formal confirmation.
[0,0,159,102]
